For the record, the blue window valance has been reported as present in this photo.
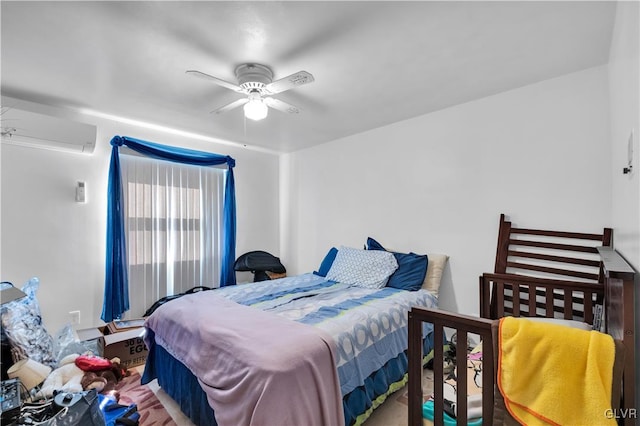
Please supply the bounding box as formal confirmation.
[102,135,236,322]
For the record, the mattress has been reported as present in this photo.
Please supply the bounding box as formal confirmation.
[142,273,438,425]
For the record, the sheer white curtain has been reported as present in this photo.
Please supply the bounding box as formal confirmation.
[120,153,225,318]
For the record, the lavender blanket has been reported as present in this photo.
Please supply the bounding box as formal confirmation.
[144,291,344,426]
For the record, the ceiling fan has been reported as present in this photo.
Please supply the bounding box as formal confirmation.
[186,64,314,121]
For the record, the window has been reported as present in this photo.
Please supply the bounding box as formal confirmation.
[120,153,225,317]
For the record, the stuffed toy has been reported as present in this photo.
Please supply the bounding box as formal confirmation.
[80,356,129,397]
[40,353,84,398]
[81,371,108,393]
[75,353,113,371]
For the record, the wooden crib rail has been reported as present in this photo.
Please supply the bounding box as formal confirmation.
[408,308,495,426]
[479,272,604,323]
[494,213,612,283]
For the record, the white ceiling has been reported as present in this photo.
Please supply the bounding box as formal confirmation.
[1,1,616,153]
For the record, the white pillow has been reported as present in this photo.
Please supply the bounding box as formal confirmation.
[326,246,398,289]
[422,253,449,296]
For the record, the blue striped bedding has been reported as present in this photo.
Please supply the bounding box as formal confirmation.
[215,272,438,399]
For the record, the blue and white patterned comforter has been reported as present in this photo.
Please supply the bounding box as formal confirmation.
[215,273,438,396]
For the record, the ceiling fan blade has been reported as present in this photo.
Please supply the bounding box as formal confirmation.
[263,71,314,95]
[264,97,300,114]
[186,70,244,93]
[210,98,248,115]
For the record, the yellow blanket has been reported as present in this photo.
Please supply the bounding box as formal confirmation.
[498,317,616,425]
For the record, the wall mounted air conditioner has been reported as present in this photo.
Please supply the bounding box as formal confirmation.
[1,107,97,154]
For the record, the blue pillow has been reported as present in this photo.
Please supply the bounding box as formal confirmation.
[366,237,428,291]
[314,247,338,277]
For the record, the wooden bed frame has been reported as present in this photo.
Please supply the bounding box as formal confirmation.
[408,214,636,425]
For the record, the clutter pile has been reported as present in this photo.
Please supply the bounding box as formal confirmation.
[41,353,129,399]
[0,278,140,425]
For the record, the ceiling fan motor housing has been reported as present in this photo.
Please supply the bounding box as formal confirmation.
[235,64,273,92]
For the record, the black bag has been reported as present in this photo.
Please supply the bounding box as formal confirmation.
[53,390,104,425]
[143,286,211,317]
[234,251,286,282]
[20,389,106,426]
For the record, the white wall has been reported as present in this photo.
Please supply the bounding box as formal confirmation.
[1,109,281,334]
[607,0,640,410]
[609,2,640,270]
[609,2,639,268]
[283,65,612,316]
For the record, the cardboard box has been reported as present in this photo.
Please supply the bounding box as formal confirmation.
[103,327,148,369]
[76,321,149,369]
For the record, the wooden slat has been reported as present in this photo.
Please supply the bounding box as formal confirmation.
[508,238,599,254]
[482,326,494,425]
[506,261,599,281]
[433,324,444,426]
[583,293,593,324]
[479,275,491,319]
[456,330,468,425]
[496,281,504,317]
[545,290,554,316]
[494,214,511,274]
[483,272,603,291]
[507,250,600,267]
[510,227,605,241]
[528,284,536,317]
[564,289,573,320]
[512,285,520,316]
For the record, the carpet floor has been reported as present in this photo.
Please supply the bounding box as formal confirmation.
[116,368,193,426]
[117,366,435,425]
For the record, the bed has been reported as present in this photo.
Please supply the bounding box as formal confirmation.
[407,214,637,425]
[141,242,449,426]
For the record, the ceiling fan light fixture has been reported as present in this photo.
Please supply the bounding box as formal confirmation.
[244,98,268,121]
[188,64,314,120]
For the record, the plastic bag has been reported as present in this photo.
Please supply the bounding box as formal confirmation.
[53,323,100,363]
[0,277,56,367]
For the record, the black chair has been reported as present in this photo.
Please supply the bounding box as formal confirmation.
[234,251,286,282]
